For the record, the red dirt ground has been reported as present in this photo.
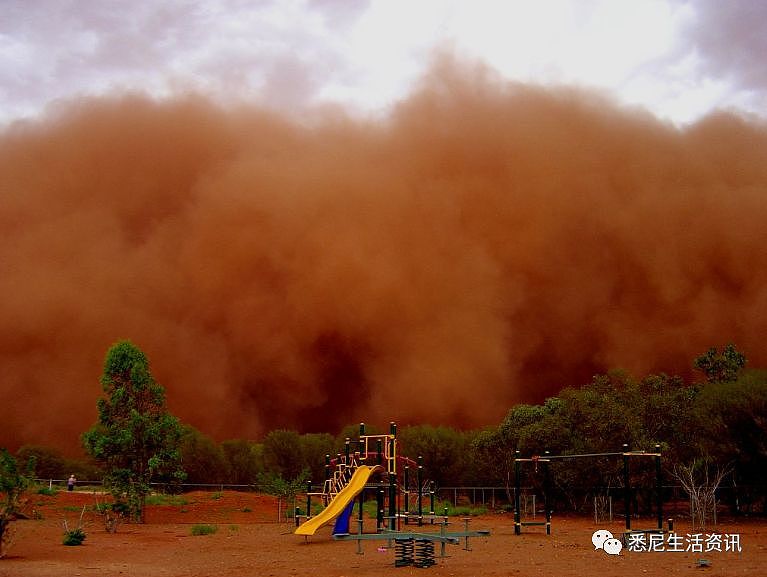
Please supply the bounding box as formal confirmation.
[2,490,765,576]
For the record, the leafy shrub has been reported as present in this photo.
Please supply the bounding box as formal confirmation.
[1,449,31,558]
[191,524,217,536]
[93,501,125,533]
[62,504,88,544]
[62,527,86,546]
[37,486,58,496]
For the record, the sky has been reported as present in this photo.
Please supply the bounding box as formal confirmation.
[2,0,767,127]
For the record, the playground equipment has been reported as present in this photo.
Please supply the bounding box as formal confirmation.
[294,422,490,567]
[513,444,665,537]
[294,465,381,536]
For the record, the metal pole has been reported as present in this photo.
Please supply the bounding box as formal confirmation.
[358,484,364,531]
[389,421,397,474]
[359,422,366,462]
[389,472,397,531]
[544,450,551,535]
[514,450,521,535]
[377,487,384,530]
[430,485,435,519]
[306,481,312,519]
[623,443,631,531]
[417,455,423,526]
[345,438,350,465]
[404,465,410,525]
[655,444,663,531]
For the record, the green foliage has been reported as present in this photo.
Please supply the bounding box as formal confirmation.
[179,426,228,484]
[262,430,306,479]
[257,469,310,500]
[1,449,32,558]
[300,433,336,482]
[472,368,709,510]
[694,343,747,383]
[221,439,262,484]
[62,505,88,544]
[260,429,338,487]
[468,427,511,486]
[36,486,58,496]
[62,527,86,546]
[175,434,264,485]
[82,340,186,523]
[15,445,65,479]
[144,494,189,506]
[691,369,767,484]
[399,425,471,486]
[460,353,765,513]
[191,524,217,536]
[15,446,101,483]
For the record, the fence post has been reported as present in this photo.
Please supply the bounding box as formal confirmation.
[623,443,631,531]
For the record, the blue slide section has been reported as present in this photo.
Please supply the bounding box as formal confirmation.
[332,500,355,535]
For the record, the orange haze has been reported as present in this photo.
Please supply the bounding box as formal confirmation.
[2,62,767,451]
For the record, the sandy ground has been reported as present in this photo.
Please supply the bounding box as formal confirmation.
[1,490,764,576]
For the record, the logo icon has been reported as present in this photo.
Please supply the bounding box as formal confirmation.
[592,529,623,556]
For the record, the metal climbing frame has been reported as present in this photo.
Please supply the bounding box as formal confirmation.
[513,444,664,535]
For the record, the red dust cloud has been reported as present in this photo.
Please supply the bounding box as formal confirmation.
[2,62,767,451]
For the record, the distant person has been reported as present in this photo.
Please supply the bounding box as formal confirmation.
[68,474,76,492]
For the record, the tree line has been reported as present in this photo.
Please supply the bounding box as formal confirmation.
[6,342,767,524]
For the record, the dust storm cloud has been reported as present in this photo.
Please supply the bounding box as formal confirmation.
[2,64,766,450]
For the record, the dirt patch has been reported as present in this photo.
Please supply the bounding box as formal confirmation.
[2,490,765,576]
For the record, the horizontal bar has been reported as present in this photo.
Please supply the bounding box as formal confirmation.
[516,451,661,461]
[333,532,460,544]
[544,452,623,459]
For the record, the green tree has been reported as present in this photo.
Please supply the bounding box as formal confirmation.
[15,445,66,479]
[468,427,511,487]
[222,439,262,485]
[691,369,767,512]
[257,468,310,523]
[0,449,31,558]
[399,425,469,487]
[262,430,305,479]
[694,343,747,383]
[179,426,228,485]
[82,340,185,522]
[300,433,335,483]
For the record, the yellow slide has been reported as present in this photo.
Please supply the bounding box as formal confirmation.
[294,465,382,536]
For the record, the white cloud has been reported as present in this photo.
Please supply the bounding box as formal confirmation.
[0,0,765,126]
